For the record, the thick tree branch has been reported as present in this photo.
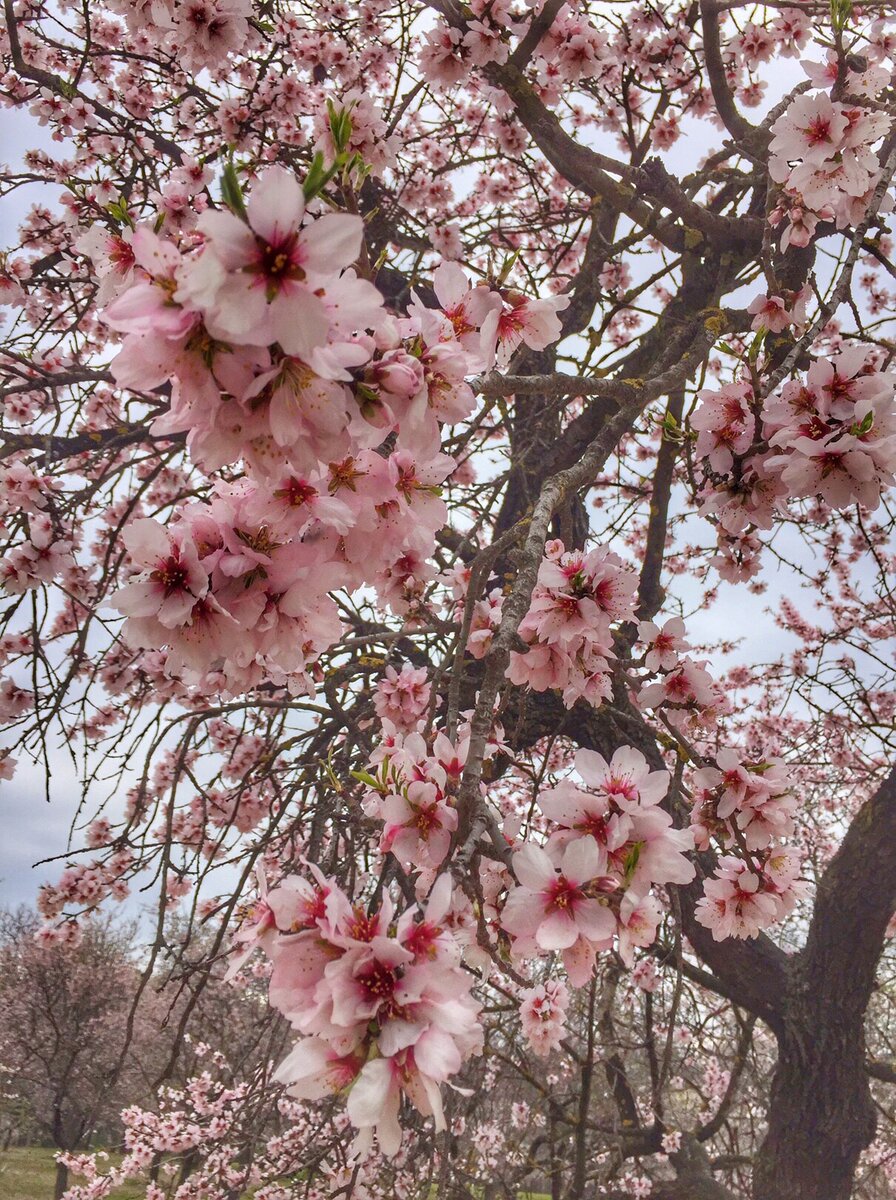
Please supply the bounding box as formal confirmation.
[699,0,759,147]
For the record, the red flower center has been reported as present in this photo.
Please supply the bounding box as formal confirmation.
[546,876,582,911]
[253,234,305,286]
[151,554,189,594]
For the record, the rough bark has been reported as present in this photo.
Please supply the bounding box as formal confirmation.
[753,766,896,1200]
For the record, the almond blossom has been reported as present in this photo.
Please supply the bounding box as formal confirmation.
[177,165,374,358]
[7,0,896,1192]
[695,855,804,941]
[113,518,208,629]
[507,540,637,708]
[519,979,569,1057]
[501,838,617,985]
[245,871,481,1158]
[373,664,431,732]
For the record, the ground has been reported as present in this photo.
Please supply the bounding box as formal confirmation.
[0,1147,143,1200]
[0,1147,552,1199]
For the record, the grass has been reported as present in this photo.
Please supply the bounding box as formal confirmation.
[0,1146,553,1200]
[0,1146,145,1200]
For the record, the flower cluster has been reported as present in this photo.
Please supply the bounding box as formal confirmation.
[506,540,638,708]
[691,346,896,581]
[690,751,796,852]
[111,450,453,694]
[105,181,558,485]
[695,851,806,941]
[768,83,892,250]
[108,0,253,71]
[373,664,431,733]
[518,979,570,1058]
[38,853,134,920]
[689,750,806,941]
[233,870,482,1158]
[637,652,729,735]
[689,377,784,581]
[763,345,896,510]
[57,1042,373,1200]
[360,721,507,876]
[0,513,76,594]
[441,564,503,661]
[97,166,565,692]
[501,747,694,984]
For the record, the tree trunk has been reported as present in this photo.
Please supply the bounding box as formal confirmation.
[753,767,896,1198]
[752,992,876,1200]
[754,1059,873,1200]
[54,1157,69,1200]
[549,1099,562,1200]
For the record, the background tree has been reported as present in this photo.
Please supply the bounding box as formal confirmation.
[0,909,163,1196]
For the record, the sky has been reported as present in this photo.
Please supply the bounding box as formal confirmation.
[0,109,78,910]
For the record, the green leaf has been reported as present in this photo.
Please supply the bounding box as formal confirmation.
[303,151,340,201]
[851,409,874,436]
[497,249,520,286]
[661,410,682,439]
[220,161,248,221]
[327,99,355,155]
[831,0,852,32]
[105,197,134,229]
[747,326,768,364]
[342,151,372,185]
[350,769,382,790]
[622,841,644,884]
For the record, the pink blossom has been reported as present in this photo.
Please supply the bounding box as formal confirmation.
[502,837,616,985]
[374,664,431,732]
[170,0,251,69]
[616,891,662,966]
[769,93,849,165]
[748,292,802,334]
[519,979,569,1057]
[695,856,781,940]
[113,518,208,628]
[638,616,689,672]
[486,290,569,369]
[178,165,373,357]
[690,381,755,474]
[380,780,458,869]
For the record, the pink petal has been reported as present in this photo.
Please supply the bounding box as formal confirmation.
[414,1026,462,1081]
[562,936,597,987]
[536,908,579,951]
[560,834,601,883]
[273,1037,330,1087]
[347,1058,394,1126]
[574,897,616,943]
[301,212,363,273]
[113,580,163,619]
[574,748,609,787]
[513,843,555,891]
[247,165,305,245]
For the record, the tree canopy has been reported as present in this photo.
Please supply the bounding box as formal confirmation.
[3,0,896,1196]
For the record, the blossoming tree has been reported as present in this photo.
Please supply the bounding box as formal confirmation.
[3,0,896,1195]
